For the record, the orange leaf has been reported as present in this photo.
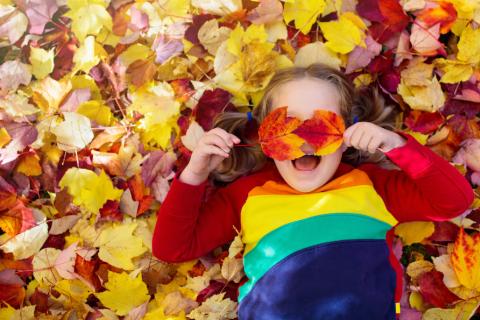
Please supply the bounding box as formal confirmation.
[258,106,305,161]
[416,1,456,34]
[258,107,345,160]
[451,227,480,290]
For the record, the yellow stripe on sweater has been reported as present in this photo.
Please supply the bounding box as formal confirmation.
[240,169,399,255]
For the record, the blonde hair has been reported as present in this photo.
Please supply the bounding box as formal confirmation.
[211,63,400,182]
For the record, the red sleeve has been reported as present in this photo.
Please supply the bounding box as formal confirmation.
[359,131,474,222]
[152,163,277,263]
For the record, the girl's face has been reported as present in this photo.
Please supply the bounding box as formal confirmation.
[270,77,348,193]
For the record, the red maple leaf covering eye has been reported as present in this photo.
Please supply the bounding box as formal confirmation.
[258,106,346,161]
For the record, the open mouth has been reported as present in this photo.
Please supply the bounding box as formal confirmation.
[292,155,321,171]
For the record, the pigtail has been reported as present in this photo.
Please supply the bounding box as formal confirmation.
[210,111,267,183]
[342,85,401,169]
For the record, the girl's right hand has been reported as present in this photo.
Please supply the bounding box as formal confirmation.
[180,128,241,185]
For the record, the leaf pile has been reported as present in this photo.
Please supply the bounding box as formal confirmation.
[0,0,480,319]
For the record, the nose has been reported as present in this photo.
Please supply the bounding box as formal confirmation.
[300,142,316,155]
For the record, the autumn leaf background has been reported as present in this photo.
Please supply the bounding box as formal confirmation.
[1,0,480,319]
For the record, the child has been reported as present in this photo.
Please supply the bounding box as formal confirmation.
[152,63,474,319]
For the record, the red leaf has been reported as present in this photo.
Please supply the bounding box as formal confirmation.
[404,110,445,134]
[418,270,460,308]
[194,89,236,131]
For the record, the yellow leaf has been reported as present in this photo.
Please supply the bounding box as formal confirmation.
[226,23,270,57]
[293,41,341,69]
[59,168,123,214]
[451,227,480,290]
[400,58,434,87]
[215,23,277,105]
[406,259,434,280]
[76,100,113,126]
[397,76,446,112]
[51,112,94,152]
[283,0,326,35]
[32,247,61,286]
[16,152,42,176]
[0,127,10,147]
[93,222,147,270]
[353,74,373,87]
[31,76,72,114]
[221,256,244,283]
[198,19,232,55]
[404,129,429,145]
[434,58,473,83]
[394,221,435,245]
[0,91,39,118]
[118,43,153,67]
[128,82,181,129]
[422,297,480,320]
[318,12,366,54]
[409,291,426,312]
[65,0,112,41]
[29,47,54,80]
[95,271,150,316]
[53,279,93,310]
[457,23,480,64]
[187,292,237,319]
[0,305,15,320]
[8,305,35,320]
[71,74,102,100]
[73,35,106,74]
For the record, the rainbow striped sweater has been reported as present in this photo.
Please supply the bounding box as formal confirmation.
[237,168,400,319]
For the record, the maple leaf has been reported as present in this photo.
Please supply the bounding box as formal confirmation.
[64,0,113,42]
[188,292,237,319]
[0,208,48,260]
[24,0,59,35]
[0,269,25,309]
[29,46,54,80]
[451,227,480,291]
[95,270,150,316]
[318,12,367,54]
[394,221,435,245]
[418,270,461,308]
[294,41,341,70]
[259,107,345,160]
[93,222,147,270]
[59,167,123,214]
[416,1,457,34]
[283,0,326,35]
[456,23,480,64]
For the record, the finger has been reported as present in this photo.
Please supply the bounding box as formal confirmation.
[367,138,382,154]
[230,134,241,144]
[359,133,374,151]
[204,144,230,158]
[350,127,365,149]
[210,128,235,146]
[203,134,231,153]
[343,124,359,147]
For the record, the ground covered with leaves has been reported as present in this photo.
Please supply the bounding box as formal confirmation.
[1,0,480,319]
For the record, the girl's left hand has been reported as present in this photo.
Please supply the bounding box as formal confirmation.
[342,122,407,154]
